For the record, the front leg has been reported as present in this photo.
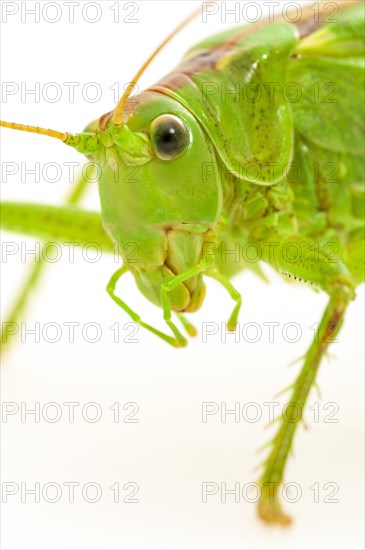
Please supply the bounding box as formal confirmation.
[160,263,208,347]
[107,266,179,347]
[257,235,356,525]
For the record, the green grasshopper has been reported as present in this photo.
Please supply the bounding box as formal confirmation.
[1,0,364,526]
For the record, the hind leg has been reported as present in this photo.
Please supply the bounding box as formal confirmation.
[257,234,356,524]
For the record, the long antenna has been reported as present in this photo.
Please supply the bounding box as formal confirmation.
[0,120,100,155]
[112,3,204,126]
[0,121,68,142]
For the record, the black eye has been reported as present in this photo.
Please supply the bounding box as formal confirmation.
[150,114,190,160]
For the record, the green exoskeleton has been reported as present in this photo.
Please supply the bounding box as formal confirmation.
[1,0,364,526]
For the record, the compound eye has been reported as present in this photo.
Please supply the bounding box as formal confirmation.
[150,114,190,161]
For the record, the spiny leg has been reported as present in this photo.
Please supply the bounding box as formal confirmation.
[257,283,353,525]
[106,266,179,347]
[257,234,356,524]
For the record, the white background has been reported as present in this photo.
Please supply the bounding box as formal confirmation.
[1,1,364,549]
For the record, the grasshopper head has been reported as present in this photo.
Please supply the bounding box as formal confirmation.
[0,7,219,316]
[88,91,223,312]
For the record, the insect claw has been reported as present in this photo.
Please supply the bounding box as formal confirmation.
[227,322,236,331]
[169,328,188,347]
[176,313,197,337]
[257,499,293,527]
[257,482,293,527]
[173,332,188,347]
